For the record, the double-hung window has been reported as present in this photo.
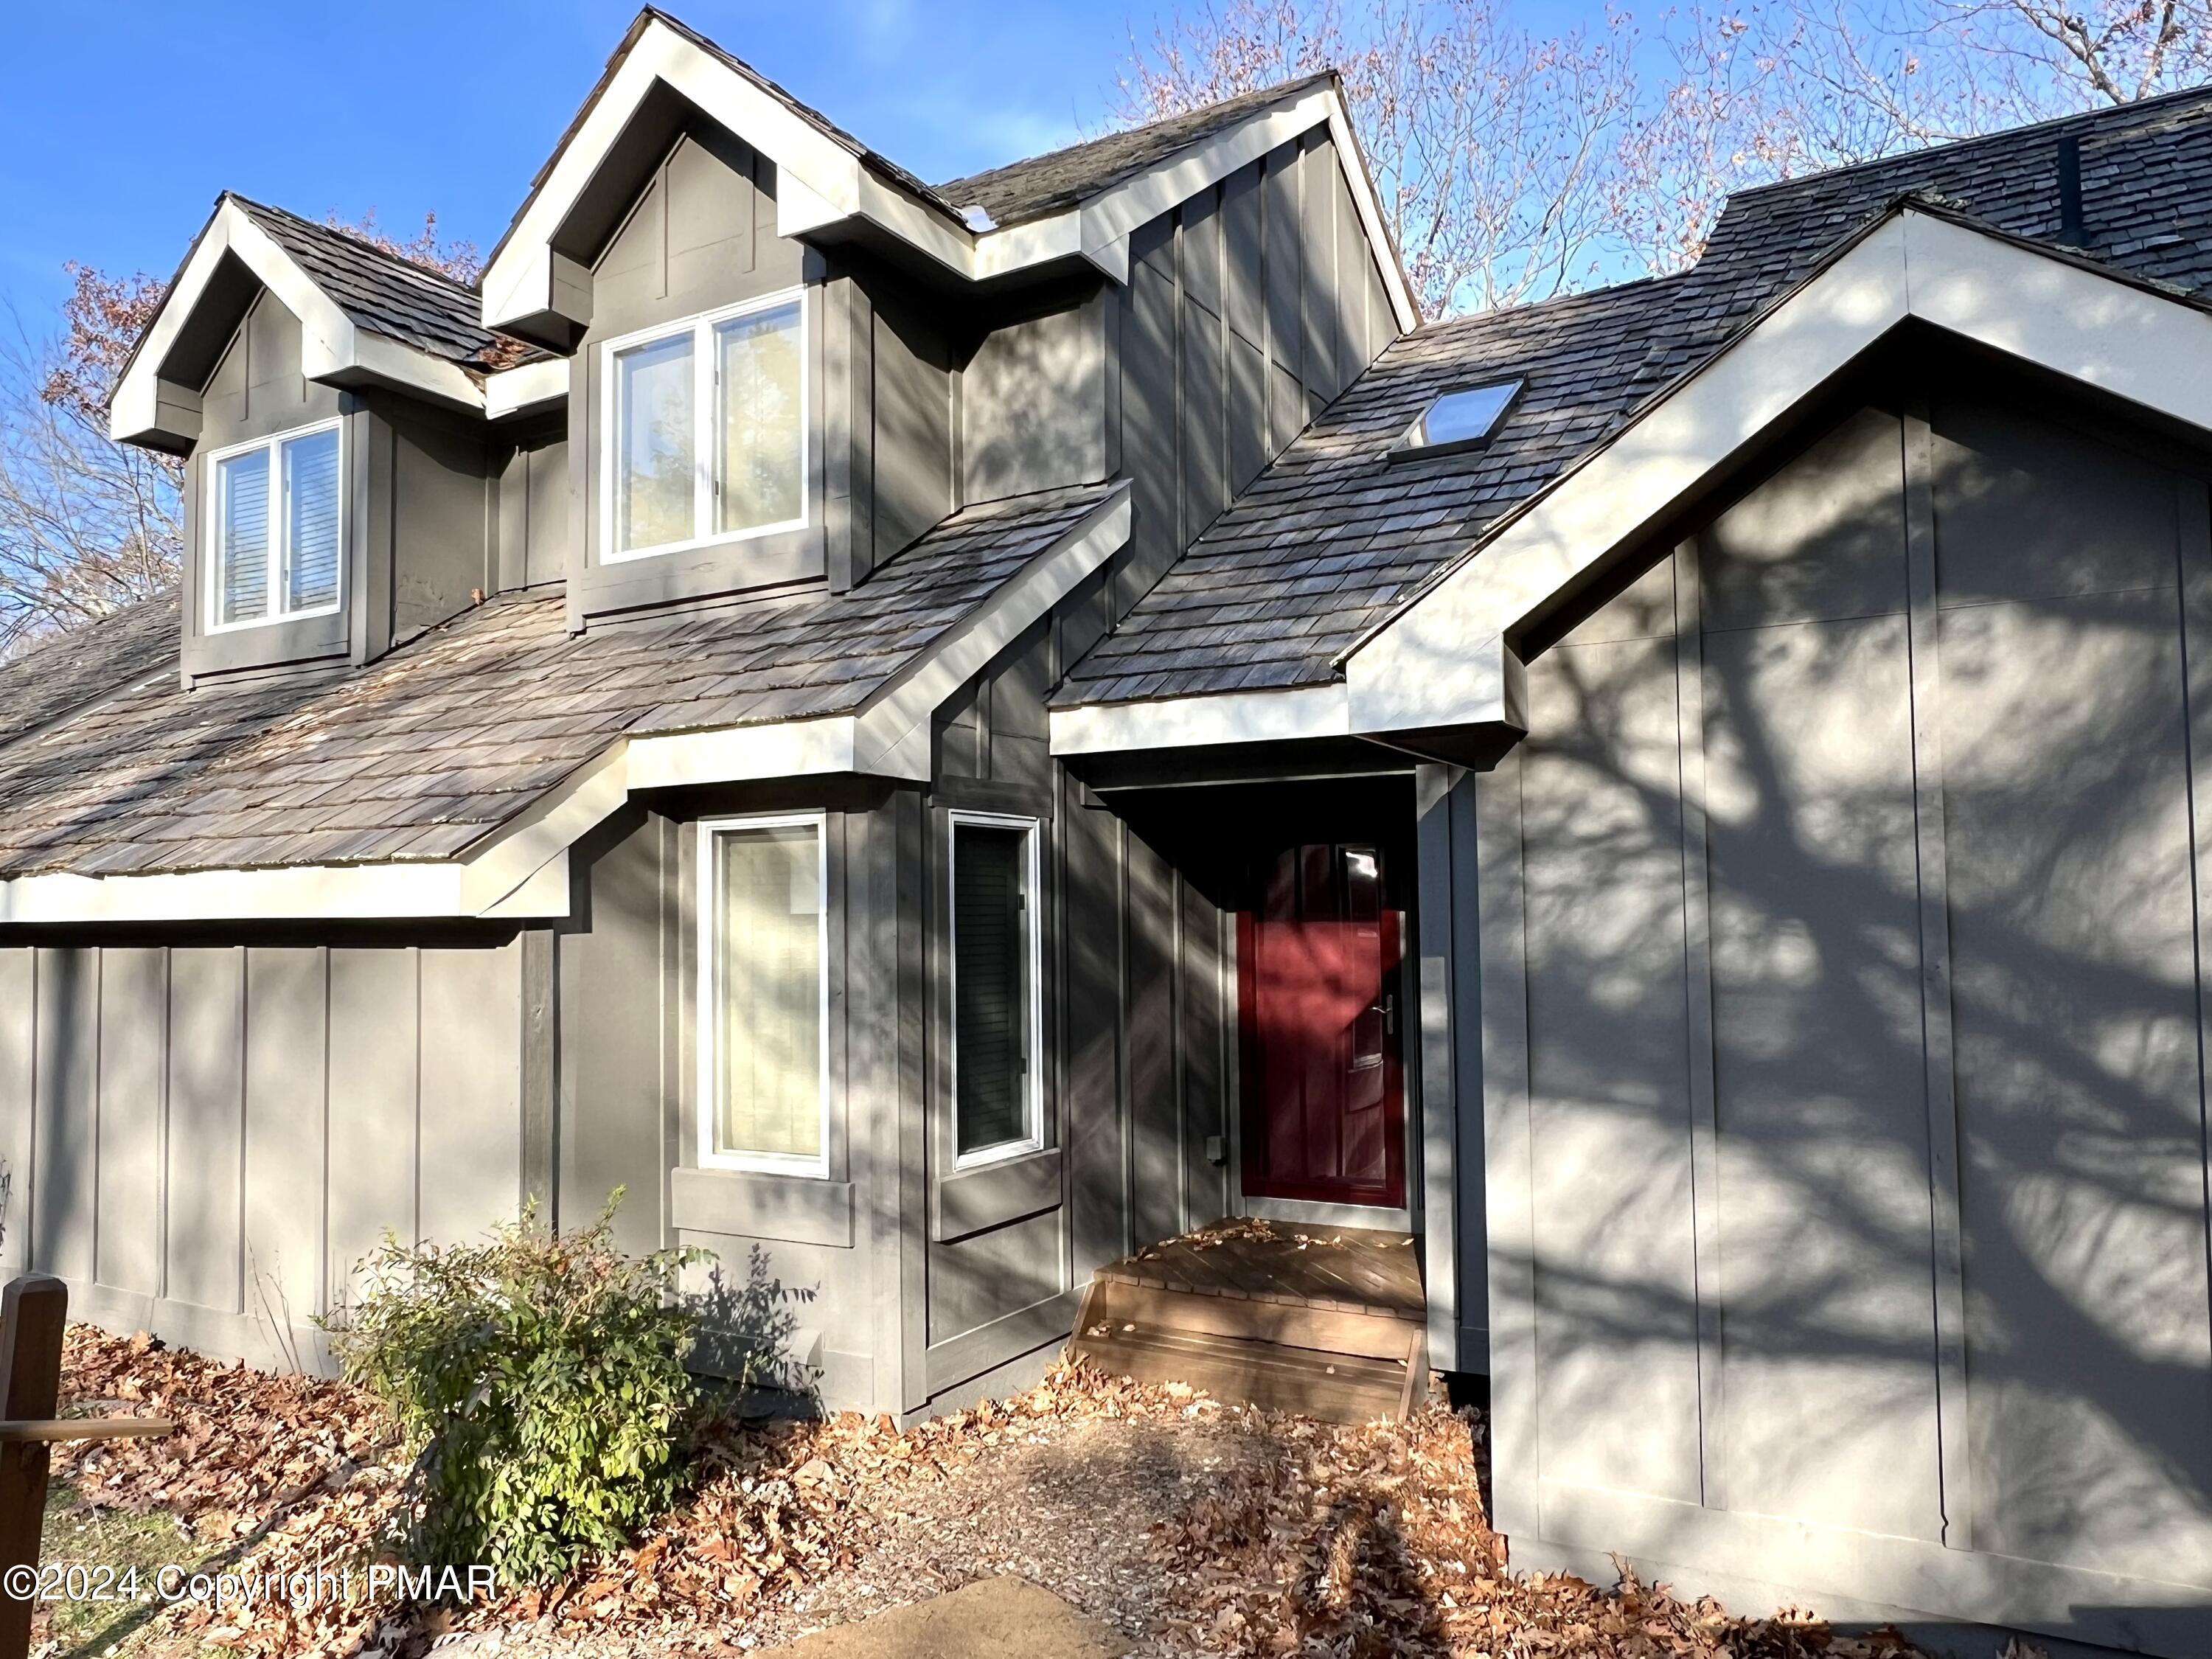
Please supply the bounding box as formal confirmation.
[950,813,1043,1167]
[602,290,807,561]
[206,420,343,630]
[698,814,830,1176]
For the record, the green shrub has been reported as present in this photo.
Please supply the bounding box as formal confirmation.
[324,1194,703,1586]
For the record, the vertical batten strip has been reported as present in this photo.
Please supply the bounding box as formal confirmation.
[1902,406,1973,1554]
[1474,750,1538,1540]
[1672,540,1728,1514]
[2173,474,2212,1434]
[1415,767,1460,1374]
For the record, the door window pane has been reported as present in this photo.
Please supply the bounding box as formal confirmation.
[953,821,1034,1159]
[614,332,695,553]
[712,821,824,1166]
[282,427,341,611]
[217,447,270,625]
[715,300,803,534]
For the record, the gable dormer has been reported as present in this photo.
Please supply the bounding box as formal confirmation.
[111,196,533,684]
[481,10,1416,636]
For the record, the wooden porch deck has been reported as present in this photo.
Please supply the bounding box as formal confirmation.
[1068,1220,1427,1423]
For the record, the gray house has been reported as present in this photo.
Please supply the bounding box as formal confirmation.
[6,7,2212,1649]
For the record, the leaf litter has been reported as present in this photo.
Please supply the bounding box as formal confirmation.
[41,1324,2000,1659]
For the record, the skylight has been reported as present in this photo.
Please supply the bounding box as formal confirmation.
[1392,379,1524,460]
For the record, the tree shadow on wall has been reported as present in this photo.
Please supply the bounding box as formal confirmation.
[684,1245,820,1419]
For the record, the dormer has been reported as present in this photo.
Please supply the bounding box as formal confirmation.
[110,196,540,683]
[479,10,1415,634]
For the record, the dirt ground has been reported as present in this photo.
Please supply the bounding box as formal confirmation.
[37,1326,1951,1659]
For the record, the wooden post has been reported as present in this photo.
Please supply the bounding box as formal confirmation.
[0,1276,65,1659]
[0,1277,168,1659]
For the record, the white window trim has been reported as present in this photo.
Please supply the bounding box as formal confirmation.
[201,416,346,634]
[695,811,832,1179]
[598,288,810,565]
[947,810,1046,1172]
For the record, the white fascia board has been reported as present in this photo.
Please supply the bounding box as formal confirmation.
[113,201,484,445]
[1324,97,1421,333]
[485,356,571,418]
[455,744,630,913]
[1049,682,1352,756]
[855,483,1132,775]
[0,859,564,926]
[1346,208,2212,734]
[625,718,866,790]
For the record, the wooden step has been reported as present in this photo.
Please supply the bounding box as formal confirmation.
[1068,1280,1427,1424]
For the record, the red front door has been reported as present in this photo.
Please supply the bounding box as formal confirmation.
[1237,844,1405,1208]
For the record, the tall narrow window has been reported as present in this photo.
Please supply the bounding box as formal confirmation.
[951,815,1041,1166]
[207,420,344,630]
[604,291,807,560]
[700,815,828,1175]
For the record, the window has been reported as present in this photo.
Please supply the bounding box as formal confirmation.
[950,813,1043,1167]
[698,814,829,1176]
[1390,378,1524,462]
[602,291,807,561]
[206,420,343,630]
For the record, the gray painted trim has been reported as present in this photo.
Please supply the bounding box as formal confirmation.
[1901,406,1974,1552]
[921,1284,1082,1395]
[521,928,557,1213]
[1671,541,1728,1512]
[2180,475,2212,1535]
[933,1147,1061,1242]
[1475,748,1539,1540]
[1416,766,1459,1373]
[669,1166,855,1247]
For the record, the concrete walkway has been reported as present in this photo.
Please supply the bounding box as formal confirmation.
[754,1576,1127,1658]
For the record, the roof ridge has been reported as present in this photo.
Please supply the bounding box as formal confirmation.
[1722,80,2212,206]
[1405,271,1687,338]
[223,191,484,299]
[934,69,1340,201]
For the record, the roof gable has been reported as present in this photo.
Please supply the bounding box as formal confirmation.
[110,196,519,451]
[1342,202,2212,737]
[480,10,1416,343]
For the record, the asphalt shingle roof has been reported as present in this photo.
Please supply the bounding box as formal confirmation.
[229,197,545,372]
[1060,83,2212,706]
[0,484,1112,879]
[0,591,180,753]
[936,74,1337,229]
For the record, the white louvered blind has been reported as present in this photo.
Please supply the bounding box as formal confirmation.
[217,448,271,625]
[283,428,341,612]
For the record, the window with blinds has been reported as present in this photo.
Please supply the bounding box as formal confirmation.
[207,420,343,630]
[952,816,1040,1164]
[701,816,828,1175]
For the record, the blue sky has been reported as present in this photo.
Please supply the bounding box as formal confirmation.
[0,0,1150,330]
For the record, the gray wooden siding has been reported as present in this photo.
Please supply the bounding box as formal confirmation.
[1111,129,1397,617]
[495,430,571,591]
[1485,388,2212,1654]
[961,293,1109,505]
[825,268,956,592]
[0,938,526,1369]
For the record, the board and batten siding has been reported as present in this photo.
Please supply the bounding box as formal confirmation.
[0,939,528,1370]
[1482,388,2212,1655]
